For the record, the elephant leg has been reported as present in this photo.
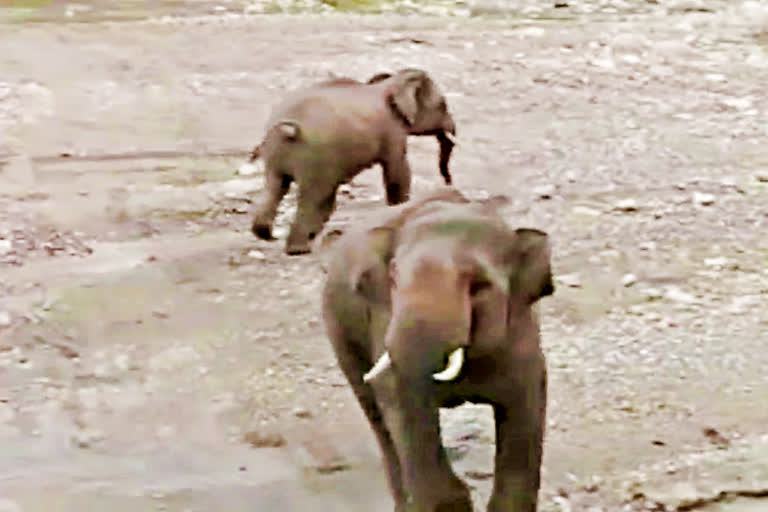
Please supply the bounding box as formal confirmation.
[332,344,408,511]
[376,380,472,512]
[285,183,338,255]
[251,171,292,240]
[487,366,547,512]
[380,139,412,206]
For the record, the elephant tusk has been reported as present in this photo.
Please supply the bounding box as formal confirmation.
[432,347,464,382]
[363,352,393,383]
[443,131,458,146]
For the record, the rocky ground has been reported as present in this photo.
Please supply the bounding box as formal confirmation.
[1,1,768,511]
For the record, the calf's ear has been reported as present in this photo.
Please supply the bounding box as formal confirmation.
[350,226,396,304]
[367,72,392,84]
[388,69,428,126]
[512,228,555,302]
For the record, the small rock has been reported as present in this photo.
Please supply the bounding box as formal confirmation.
[552,495,572,512]
[556,273,582,288]
[704,257,728,268]
[664,287,697,304]
[614,199,638,212]
[702,427,730,448]
[236,162,259,176]
[71,428,105,448]
[692,192,715,206]
[754,172,768,183]
[295,433,350,474]
[533,184,556,200]
[243,430,286,448]
[0,240,12,255]
[519,27,546,38]
[247,249,266,260]
[721,97,752,110]
[0,311,11,328]
[293,407,312,419]
[621,274,637,287]
[643,288,664,301]
[572,206,601,216]
[666,0,709,12]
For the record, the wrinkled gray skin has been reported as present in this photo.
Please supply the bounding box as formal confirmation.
[322,189,555,512]
[248,68,457,255]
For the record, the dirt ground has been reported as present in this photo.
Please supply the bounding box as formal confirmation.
[1,1,768,511]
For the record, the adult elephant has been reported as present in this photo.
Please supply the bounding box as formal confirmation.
[247,68,457,255]
[321,189,555,512]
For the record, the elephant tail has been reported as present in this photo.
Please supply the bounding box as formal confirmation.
[248,120,301,163]
[275,120,300,141]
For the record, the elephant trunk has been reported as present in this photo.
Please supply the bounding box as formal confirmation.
[437,117,456,185]
[364,282,471,383]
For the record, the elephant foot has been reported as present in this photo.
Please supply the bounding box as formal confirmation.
[434,496,473,512]
[285,228,319,256]
[285,243,311,256]
[405,480,472,512]
[251,222,274,241]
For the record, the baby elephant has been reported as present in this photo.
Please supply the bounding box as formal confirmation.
[322,189,555,512]
[248,68,457,255]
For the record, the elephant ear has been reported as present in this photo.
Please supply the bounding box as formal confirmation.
[350,226,396,304]
[366,72,392,84]
[312,227,346,273]
[509,228,555,303]
[388,69,429,127]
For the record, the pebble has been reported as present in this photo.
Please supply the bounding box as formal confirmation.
[247,249,266,260]
[71,428,105,448]
[243,430,286,448]
[704,257,728,268]
[0,240,12,254]
[236,162,259,176]
[553,495,573,512]
[0,311,10,328]
[533,184,556,200]
[621,274,637,287]
[721,97,752,110]
[557,273,582,288]
[643,288,664,301]
[293,407,312,419]
[692,192,715,206]
[614,199,638,212]
[572,206,601,217]
[755,172,768,183]
[664,287,697,304]
[666,0,707,12]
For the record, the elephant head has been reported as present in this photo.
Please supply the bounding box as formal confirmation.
[371,68,457,185]
[361,213,555,383]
